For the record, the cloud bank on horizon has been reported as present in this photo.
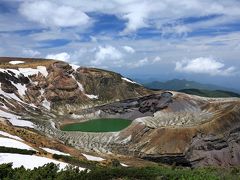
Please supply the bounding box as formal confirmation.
[0,0,240,88]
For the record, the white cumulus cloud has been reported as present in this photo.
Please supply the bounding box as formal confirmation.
[128,56,162,68]
[22,49,40,57]
[122,46,135,53]
[19,1,90,28]
[175,57,236,76]
[129,57,149,68]
[16,0,240,35]
[152,56,161,63]
[92,45,123,66]
[121,2,151,34]
[46,52,70,62]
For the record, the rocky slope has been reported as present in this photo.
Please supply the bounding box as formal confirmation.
[0,57,240,168]
[0,57,150,114]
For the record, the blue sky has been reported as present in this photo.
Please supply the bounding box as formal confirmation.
[0,0,240,89]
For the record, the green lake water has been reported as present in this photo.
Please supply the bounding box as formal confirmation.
[60,118,132,132]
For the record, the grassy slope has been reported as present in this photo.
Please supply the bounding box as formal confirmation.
[0,57,56,69]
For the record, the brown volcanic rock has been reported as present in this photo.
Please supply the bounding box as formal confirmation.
[45,90,59,101]
[1,81,17,93]
[186,131,240,167]
[30,73,48,89]
[74,67,151,101]
[44,62,89,104]
[0,70,29,94]
[49,76,78,91]
[25,84,41,102]
[0,58,152,114]
[46,88,82,102]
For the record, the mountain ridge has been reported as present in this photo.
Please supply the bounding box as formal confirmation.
[179,88,240,98]
[143,79,240,93]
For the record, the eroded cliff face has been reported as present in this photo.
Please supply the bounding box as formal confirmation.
[0,57,151,115]
[1,57,240,168]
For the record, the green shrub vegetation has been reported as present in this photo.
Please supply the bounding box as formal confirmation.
[0,163,240,180]
[0,146,36,155]
[52,154,97,169]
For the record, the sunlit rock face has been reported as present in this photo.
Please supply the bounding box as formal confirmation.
[1,57,240,168]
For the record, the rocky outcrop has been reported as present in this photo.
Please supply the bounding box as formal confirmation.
[44,62,88,104]
[0,70,29,94]
[186,127,240,167]
[0,58,152,114]
[1,81,18,93]
[74,67,150,102]
[86,92,174,120]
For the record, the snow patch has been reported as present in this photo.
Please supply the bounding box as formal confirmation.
[85,94,98,99]
[40,88,45,95]
[76,81,84,91]
[121,77,139,85]
[42,98,51,110]
[0,153,80,170]
[70,74,84,91]
[0,137,35,150]
[9,118,35,128]
[0,86,24,103]
[0,68,19,75]
[9,61,25,65]
[121,135,132,144]
[50,121,56,129]
[41,147,70,156]
[82,153,105,161]
[134,117,148,124]
[12,83,27,96]
[70,64,80,71]
[0,109,35,128]
[37,66,48,77]
[71,113,83,119]
[121,163,129,167]
[70,74,98,99]
[0,131,23,141]
[17,68,38,76]
[0,84,38,110]
[0,66,48,78]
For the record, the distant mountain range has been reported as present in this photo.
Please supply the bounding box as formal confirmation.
[179,89,240,98]
[143,79,240,98]
[144,79,238,92]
